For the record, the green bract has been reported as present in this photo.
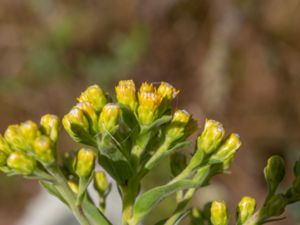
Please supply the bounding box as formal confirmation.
[0,80,299,225]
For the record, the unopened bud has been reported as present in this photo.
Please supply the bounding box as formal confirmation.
[236,196,256,225]
[7,152,36,175]
[62,108,90,139]
[4,125,29,151]
[33,136,55,165]
[264,156,285,195]
[76,102,98,134]
[198,120,225,155]
[94,171,109,195]
[210,201,229,225]
[68,180,79,194]
[212,133,241,162]
[78,85,107,112]
[137,87,162,125]
[115,80,137,111]
[75,148,95,177]
[170,153,187,176]
[165,110,192,141]
[20,120,40,142]
[157,82,179,101]
[40,114,60,143]
[98,103,120,133]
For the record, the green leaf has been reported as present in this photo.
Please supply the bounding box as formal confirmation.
[82,196,112,225]
[40,181,68,205]
[131,166,210,224]
[147,115,172,130]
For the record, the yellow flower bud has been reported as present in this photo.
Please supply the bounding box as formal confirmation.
[139,82,155,93]
[75,102,98,134]
[94,171,109,195]
[0,135,11,154]
[165,110,194,141]
[4,125,29,151]
[210,201,229,225]
[62,108,90,137]
[213,133,241,161]
[236,196,256,225]
[33,135,55,165]
[198,120,225,154]
[40,114,60,143]
[19,120,40,142]
[78,85,107,112]
[115,80,137,111]
[157,82,179,101]
[68,180,79,194]
[137,90,162,125]
[7,152,36,175]
[75,148,95,177]
[98,103,120,133]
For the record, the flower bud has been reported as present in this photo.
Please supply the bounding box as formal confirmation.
[170,153,187,176]
[98,103,120,133]
[157,82,179,101]
[62,108,90,139]
[4,125,29,151]
[236,196,256,225]
[0,135,11,154]
[75,102,98,134]
[165,110,193,141]
[210,201,229,225]
[137,87,162,125]
[74,148,95,177]
[0,151,7,166]
[78,85,107,112]
[7,152,36,175]
[197,120,225,155]
[40,114,60,143]
[19,120,40,142]
[115,80,137,111]
[264,156,285,195]
[33,135,55,165]
[212,133,241,162]
[94,171,109,195]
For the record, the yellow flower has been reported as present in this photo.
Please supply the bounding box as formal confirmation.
[7,152,36,175]
[98,103,120,133]
[115,80,137,111]
[40,114,60,144]
[210,201,229,225]
[74,148,95,177]
[33,135,55,165]
[157,82,179,101]
[78,85,107,112]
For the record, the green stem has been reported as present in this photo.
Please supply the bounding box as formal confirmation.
[121,185,136,225]
[48,165,91,225]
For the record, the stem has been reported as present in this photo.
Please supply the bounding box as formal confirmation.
[48,165,91,225]
[121,185,136,225]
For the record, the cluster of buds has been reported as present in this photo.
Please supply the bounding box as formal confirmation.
[0,115,59,176]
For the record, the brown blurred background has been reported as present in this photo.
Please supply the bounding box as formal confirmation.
[0,0,300,224]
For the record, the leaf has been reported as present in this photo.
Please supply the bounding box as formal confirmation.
[147,115,172,130]
[40,181,68,205]
[131,166,210,224]
[82,196,112,225]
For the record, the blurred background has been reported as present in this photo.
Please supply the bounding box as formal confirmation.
[0,0,300,224]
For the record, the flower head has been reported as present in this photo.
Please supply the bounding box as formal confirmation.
[115,80,137,111]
